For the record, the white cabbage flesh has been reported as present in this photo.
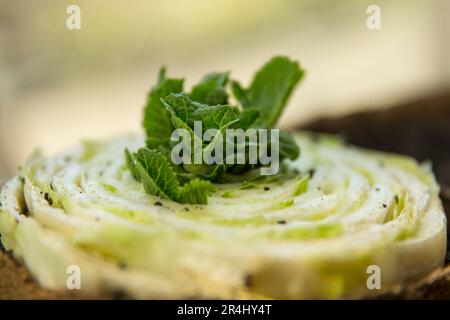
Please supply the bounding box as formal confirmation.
[0,133,446,299]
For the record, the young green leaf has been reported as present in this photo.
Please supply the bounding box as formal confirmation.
[164,107,194,132]
[230,108,260,130]
[157,66,167,84]
[232,56,304,126]
[182,114,238,181]
[201,72,228,86]
[199,119,238,179]
[179,178,216,204]
[279,130,300,160]
[125,148,141,181]
[182,163,226,181]
[190,105,240,131]
[127,56,304,205]
[190,72,229,105]
[133,148,181,200]
[231,81,251,108]
[161,93,202,123]
[144,76,184,149]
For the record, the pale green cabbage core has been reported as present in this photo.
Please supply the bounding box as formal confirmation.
[0,132,446,299]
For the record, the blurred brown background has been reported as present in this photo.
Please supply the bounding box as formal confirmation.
[0,0,450,184]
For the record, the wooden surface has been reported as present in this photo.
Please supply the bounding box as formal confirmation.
[1,91,450,299]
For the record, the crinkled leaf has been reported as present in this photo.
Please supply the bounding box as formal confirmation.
[184,118,237,180]
[162,96,196,135]
[143,74,184,149]
[179,178,216,204]
[190,105,240,131]
[162,96,203,157]
[133,148,180,200]
[161,93,202,123]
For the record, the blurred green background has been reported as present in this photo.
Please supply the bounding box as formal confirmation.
[0,0,449,183]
